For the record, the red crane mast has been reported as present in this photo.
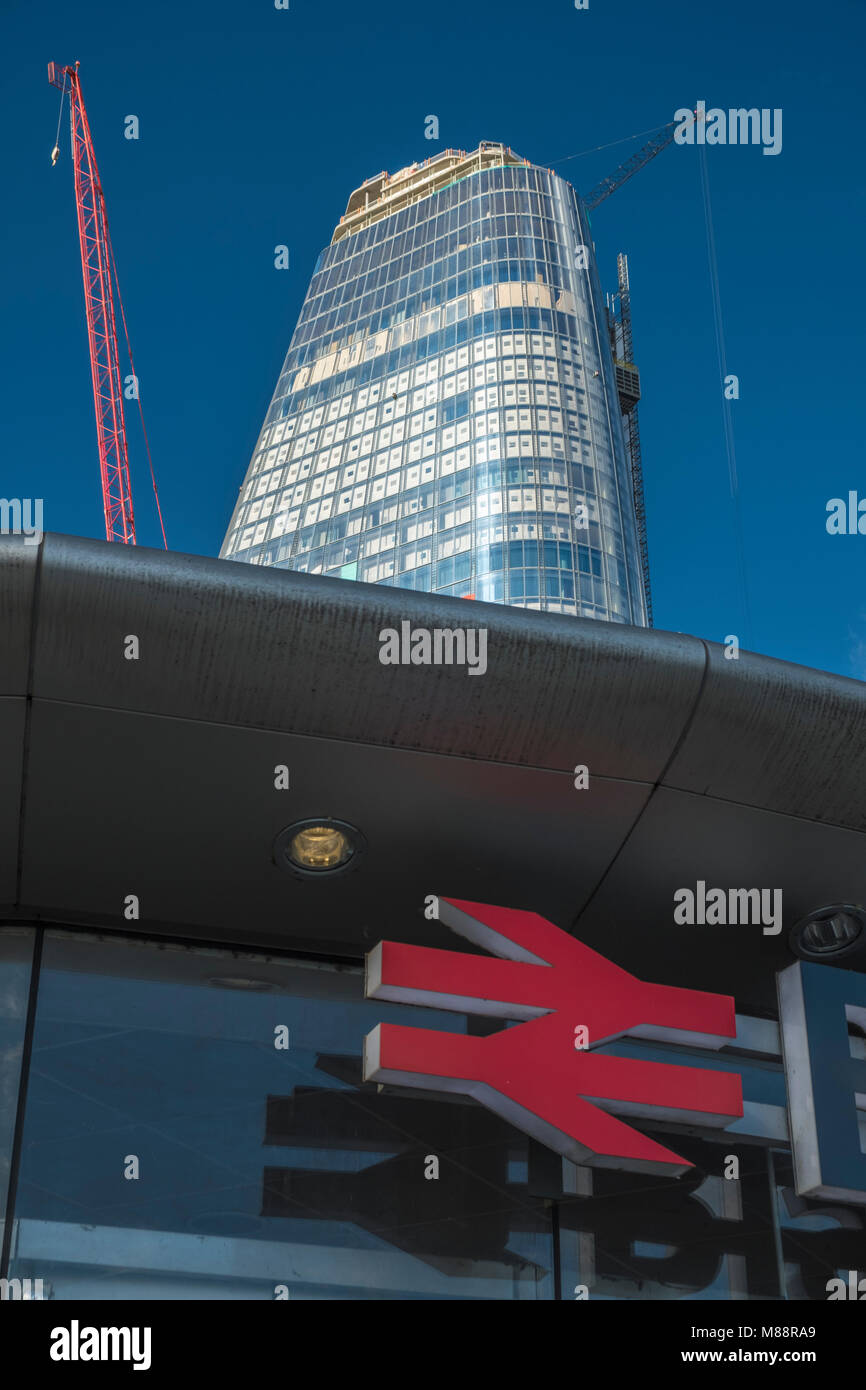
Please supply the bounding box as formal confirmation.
[49,60,137,544]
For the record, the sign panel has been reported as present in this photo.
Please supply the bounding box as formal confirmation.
[365,898,866,1204]
[778,959,866,1203]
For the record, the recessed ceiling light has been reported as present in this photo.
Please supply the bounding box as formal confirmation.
[273,818,364,877]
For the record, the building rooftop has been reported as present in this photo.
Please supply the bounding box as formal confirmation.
[332,141,530,244]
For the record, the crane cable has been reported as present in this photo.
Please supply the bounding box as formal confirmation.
[103,213,169,549]
[547,121,672,169]
[698,143,753,648]
[50,68,67,164]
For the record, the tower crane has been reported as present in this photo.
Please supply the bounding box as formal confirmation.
[48,61,166,547]
[576,113,698,625]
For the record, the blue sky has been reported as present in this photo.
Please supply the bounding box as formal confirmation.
[3,0,864,677]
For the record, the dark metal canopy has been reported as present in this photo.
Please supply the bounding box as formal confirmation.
[3,533,866,1013]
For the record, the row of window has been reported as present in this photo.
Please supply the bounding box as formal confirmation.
[235,434,610,530]
[284,305,603,381]
[283,328,571,402]
[290,269,587,355]
[236,502,600,551]
[274,365,579,431]
[279,334,603,428]
[291,312,589,389]
[313,165,575,294]
[230,524,631,617]
[277,509,618,563]
[267,402,590,469]
[227,481,608,558]
[228,541,632,623]
[237,534,628,613]
[262,382,596,459]
[233,521,625,593]
[275,551,619,614]
[288,304,603,398]
[302,240,586,329]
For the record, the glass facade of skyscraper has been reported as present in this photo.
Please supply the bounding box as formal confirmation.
[221,143,648,625]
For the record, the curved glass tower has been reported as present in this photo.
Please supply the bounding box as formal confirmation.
[221,142,650,625]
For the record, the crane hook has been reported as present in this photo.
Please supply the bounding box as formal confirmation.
[50,144,60,166]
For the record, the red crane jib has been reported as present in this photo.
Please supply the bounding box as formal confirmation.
[48,62,136,544]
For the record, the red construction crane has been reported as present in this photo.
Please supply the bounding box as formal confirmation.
[48,61,166,547]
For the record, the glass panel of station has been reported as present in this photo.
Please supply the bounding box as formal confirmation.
[557,1139,866,1300]
[4,929,552,1300]
[0,928,35,1238]
[771,1149,866,1301]
[5,926,866,1300]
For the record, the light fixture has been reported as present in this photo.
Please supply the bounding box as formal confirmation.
[790,904,866,960]
[273,818,363,878]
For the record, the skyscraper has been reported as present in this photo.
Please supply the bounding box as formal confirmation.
[221,142,650,625]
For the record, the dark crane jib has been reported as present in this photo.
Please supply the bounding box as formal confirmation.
[583,113,696,211]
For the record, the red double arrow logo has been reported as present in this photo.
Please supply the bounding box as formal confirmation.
[364,898,743,1175]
